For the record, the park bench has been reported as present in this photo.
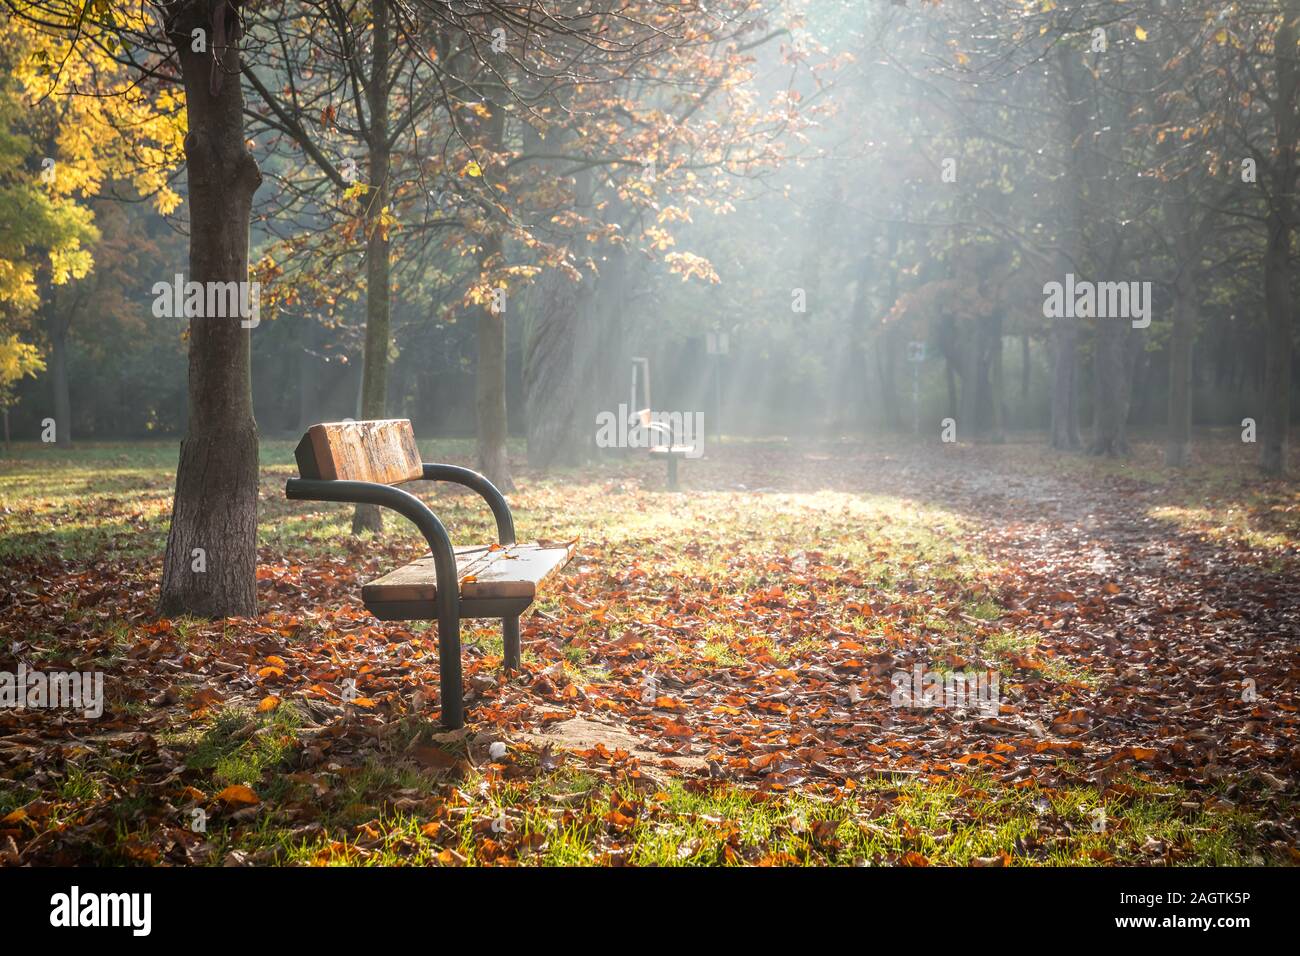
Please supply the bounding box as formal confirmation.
[285,419,574,729]
[635,408,696,491]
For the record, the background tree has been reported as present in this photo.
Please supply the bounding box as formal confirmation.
[3,0,1294,491]
[9,0,264,616]
[6,6,182,446]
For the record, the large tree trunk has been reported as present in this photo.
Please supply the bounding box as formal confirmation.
[988,314,1005,443]
[159,0,261,619]
[876,327,904,431]
[1144,58,1203,468]
[1020,331,1030,402]
[48,311,72,448]
[1088,318,1133,456]
[589,245,629,440]
[1261,224,1293,475]
[524,233,628,471]
[1164,268,1197,467]
[877,230,904,432]
[1261,2,1298,475]
[475,100,515,491]
[352,0,392,533]
[944,354,957,421]
[1089,231,1136,458]
[524,269,587,469]
[1049,320,1081,448]
[476,283,514,491]
[1050,41,1087,451]
[833,255,873,432]
[521,120,584,472]
[958,321,980,442]
[297,317,321,432]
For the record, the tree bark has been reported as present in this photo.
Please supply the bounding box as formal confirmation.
[959,320,980,442]
[159,0,262,619]
[989,315,1005,443]
[48,310,72,448]
[1088,318,1133,456]
[1050,40,1087,451]
[834,255,873,431]
[1164,267,1197,467]
[877,229,904,432]
[524,268,587,469]
[1049,320,1081,448]
[522,237,628,472]
[1260,225,1293,475]
[474,100,515,491]
[944,354,957,422]
[521,119,585,471]
[352,0,392,533]
[297,317,321,432]
[477,295,514,490]
[1260,0,1298,475]
[589,244,629,441]
[877,326,903,431]
[1089,232,1136,457]
[1020,331,1030,402]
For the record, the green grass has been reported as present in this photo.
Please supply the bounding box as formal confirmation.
[982,629,1098,687]
[0,439,983,569]
[251,773,1269,867]
[183,704,304,795]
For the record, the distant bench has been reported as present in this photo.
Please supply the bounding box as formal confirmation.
[285,419,574,728]
[635,408,696,491]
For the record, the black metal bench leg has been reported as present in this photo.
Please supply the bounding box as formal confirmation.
[436,607,464,729]
[667,454,679,491]
[503,616,521,672]
[283,469,480,730]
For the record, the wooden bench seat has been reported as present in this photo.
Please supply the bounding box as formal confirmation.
[284,419,575,729]
[363,542,576,620]
[637,409,696,490]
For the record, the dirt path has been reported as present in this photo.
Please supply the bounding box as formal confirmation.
[887,444,1298,796]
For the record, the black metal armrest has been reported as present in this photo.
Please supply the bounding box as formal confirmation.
[284,477,460,619]
[420,464,515,546]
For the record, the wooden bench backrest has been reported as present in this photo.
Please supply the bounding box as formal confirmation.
[294,419,423,484]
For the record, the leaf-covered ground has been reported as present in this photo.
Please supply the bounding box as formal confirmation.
[1,434,1296,866]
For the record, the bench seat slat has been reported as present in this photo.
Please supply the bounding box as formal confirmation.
[362,541,575,606]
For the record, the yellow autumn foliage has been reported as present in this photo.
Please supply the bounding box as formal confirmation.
[0,7,184,332]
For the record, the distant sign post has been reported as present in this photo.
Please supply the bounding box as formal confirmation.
[907,341,925,435]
